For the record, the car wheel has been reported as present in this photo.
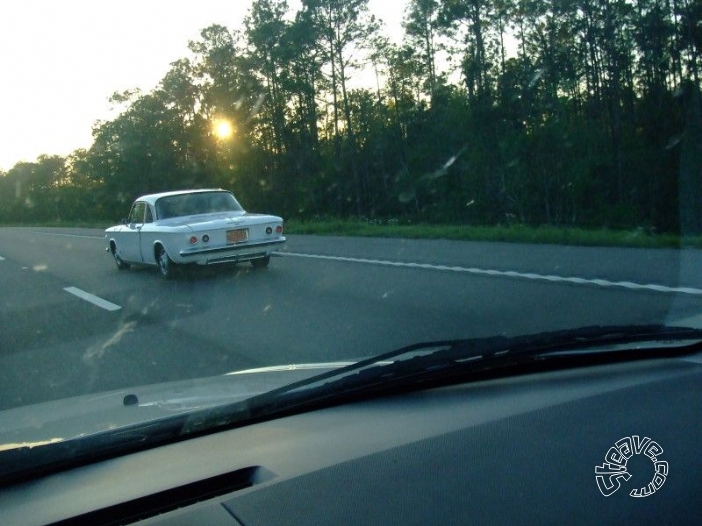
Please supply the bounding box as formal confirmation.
[156,246,176,279]
[111,245,130,270]
[251,256,270,269]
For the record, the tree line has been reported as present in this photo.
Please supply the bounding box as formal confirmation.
[1,0,701,234]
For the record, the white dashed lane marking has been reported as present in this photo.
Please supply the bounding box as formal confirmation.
[278,252,702,296]
[0,255,5,261]
[64,287,121,311]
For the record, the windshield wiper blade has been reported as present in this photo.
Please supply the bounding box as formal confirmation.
[209,324,702,426]
[0,415,189,486]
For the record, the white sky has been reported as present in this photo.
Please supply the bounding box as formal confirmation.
[0,0,405,172]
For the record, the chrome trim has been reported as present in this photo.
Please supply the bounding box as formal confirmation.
[178,237,286,258]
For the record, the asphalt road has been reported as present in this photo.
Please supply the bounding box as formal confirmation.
[2,227,702,410]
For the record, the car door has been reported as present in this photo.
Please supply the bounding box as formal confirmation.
[120,201,147,263]
[138,204,157,264]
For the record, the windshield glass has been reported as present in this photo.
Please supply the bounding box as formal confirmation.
[0,0,700,474]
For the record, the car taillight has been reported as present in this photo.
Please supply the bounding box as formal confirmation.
[189,236,198,244]
[202,234,210,243]
[276,225,283,234]
[266,227,273,234]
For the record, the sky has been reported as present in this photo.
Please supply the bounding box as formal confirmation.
[0,0,406,173]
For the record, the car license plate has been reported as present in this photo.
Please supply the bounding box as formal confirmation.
[227,228,248,244]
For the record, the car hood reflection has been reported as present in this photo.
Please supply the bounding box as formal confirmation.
[0,363,350,454]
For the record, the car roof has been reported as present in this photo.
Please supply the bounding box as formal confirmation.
[134,189,229,206]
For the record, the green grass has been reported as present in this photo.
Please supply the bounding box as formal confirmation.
[285,219,702,249]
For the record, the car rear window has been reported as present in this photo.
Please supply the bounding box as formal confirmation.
[156,192,243,219]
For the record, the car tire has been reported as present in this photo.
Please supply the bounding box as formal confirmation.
[156,246,177,279]
[111,245,130,270]
[251,256,270,269]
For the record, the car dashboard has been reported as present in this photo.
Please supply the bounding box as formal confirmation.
[1,353,701,525]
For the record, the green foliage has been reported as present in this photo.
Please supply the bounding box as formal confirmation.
[1,0,700,236]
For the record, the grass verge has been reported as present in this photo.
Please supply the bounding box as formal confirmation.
[285,219,702,249]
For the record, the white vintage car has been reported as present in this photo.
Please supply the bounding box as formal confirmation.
[105,189,285,278]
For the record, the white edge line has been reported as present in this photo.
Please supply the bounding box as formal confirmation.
[278,252,702,296]
[64,287,121,312]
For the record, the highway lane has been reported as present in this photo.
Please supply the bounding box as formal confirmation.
[1,227,702,410]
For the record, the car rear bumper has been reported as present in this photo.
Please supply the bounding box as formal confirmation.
[177,237,286,265]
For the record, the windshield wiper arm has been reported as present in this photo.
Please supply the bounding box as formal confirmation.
[210,324,702,426]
